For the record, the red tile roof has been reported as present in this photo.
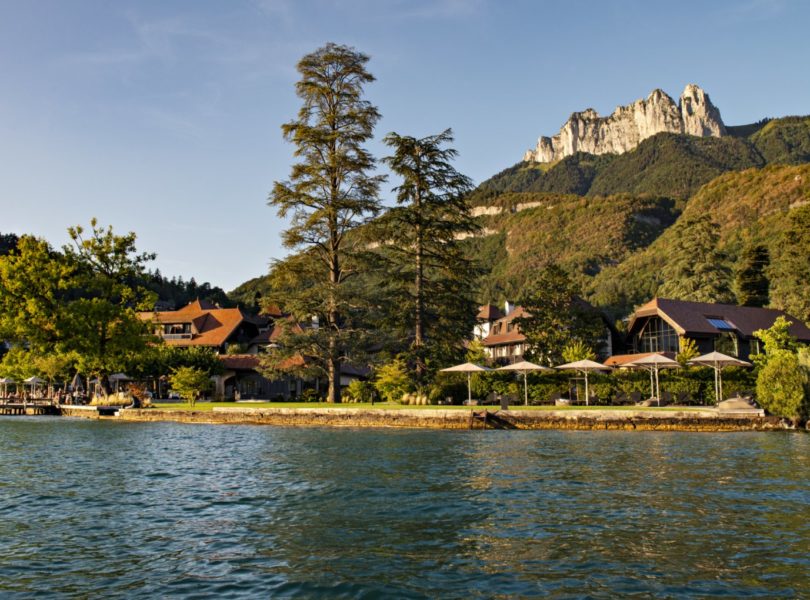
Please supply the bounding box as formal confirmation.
[140,299,258,348]
[477,304,504,321]
[630,298,810,340]
[604,352,677,367]
[482,306,529,347]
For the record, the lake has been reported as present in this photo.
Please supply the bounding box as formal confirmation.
[0,417,808,598]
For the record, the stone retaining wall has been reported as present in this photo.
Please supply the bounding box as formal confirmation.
[58,405,793,431]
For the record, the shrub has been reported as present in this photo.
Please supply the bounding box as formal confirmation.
[300,388,321,403]
[428,380,468,405]
[660,375,704,405]
[374,358,413,404]
[528,381,568,405]
[756,350,808,421]
[343,379,375,403]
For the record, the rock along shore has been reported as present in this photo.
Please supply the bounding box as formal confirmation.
[58,405,796,432]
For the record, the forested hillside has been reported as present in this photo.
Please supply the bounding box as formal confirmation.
[232,116,810,324]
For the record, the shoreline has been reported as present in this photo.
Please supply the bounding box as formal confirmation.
[56,405,799,431]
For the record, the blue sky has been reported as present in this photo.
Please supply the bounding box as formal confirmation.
[1,0,808,292]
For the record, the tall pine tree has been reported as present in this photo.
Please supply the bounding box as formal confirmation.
[770,204,810,324]
[267,44,383,403]
[734,243,770,307]
[375,129,478,384]
[657,216,734,303]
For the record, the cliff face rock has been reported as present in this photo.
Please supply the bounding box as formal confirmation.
[524,84,726,163]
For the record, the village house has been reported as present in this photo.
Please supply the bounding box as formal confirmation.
[141,299,303,400]
[606,297,810,366]
[474,301,614,364]
[141,300,367,400]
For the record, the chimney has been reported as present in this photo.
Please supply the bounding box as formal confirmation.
[504,301,514,316]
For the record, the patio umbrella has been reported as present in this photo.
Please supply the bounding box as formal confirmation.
[440,362,491,405]
[24,376,46,399]
[689,351,752,405]
[109,372,130,393]
[625,353,681,406]
[70,372,85,392]
[554,359,610,406]
[0,377,14,398]
[496,360,552,406]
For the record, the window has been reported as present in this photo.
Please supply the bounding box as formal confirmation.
[706,317,735,331]
[637,317,679,353]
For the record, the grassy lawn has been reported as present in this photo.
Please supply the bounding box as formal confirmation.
[152,402,712,412]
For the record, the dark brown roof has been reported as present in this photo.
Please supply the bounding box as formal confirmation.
[219,354,260,370]
[482,306,529,347]
[477,304,504,321]
[604,351,677,367]
[629,298,810,341]
[248,317,305,346]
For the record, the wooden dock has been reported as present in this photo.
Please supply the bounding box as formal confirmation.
[0,402,59,416]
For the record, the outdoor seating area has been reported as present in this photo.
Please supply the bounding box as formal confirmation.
[439,350,761,409]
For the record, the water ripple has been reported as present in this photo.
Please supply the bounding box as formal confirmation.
[0,418,808,598]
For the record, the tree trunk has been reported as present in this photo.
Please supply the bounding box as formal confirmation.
[327,221,342,404]
[413,162,425,383]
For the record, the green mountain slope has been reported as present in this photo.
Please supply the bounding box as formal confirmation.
[587,164,810,316]
[750,116,810,165]
[467,193,679,302]
[586,133,763,199]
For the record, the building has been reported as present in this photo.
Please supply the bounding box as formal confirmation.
[612,297,810,363]
[479,304,529,362]
[140,299,366,400]
[143,299,269,353]
[141,299,299,399]
[476,300,614,364]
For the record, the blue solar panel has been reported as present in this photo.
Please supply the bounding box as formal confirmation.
[707,317,735,330]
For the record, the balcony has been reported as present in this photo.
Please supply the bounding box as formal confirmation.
[162,333,193,340]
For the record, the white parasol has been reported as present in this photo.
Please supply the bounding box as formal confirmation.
[440,362,492,405]
[689,351,751,404]
[496,360,553,406]
[625,353,681,406]
[554,359,611,406]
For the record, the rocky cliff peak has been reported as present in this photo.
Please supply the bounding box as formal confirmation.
[524,84,726,163]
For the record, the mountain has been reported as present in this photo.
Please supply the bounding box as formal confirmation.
[470,115,810,203]
[524,84,725,163]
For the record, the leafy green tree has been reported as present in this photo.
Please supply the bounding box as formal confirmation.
[373,358,412,404]
[169,366,212,407]
[130,344,223,396]
[62,220,157,391]
[734,244,770,307]
[676,336,700,367]
[770,205,810,324]
[515,265,605,366]
[267,43,383,403]
[375,129,477,385]
[35,352,77,394]
[0,235,75,350]
[657,216,733,303]
[562,340,596,363]
[755,350,808,421]
[466,339,488,364]
[0,346,38,382]
[752,315,799,367]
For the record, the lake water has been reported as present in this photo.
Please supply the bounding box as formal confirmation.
[0,417,808,598]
